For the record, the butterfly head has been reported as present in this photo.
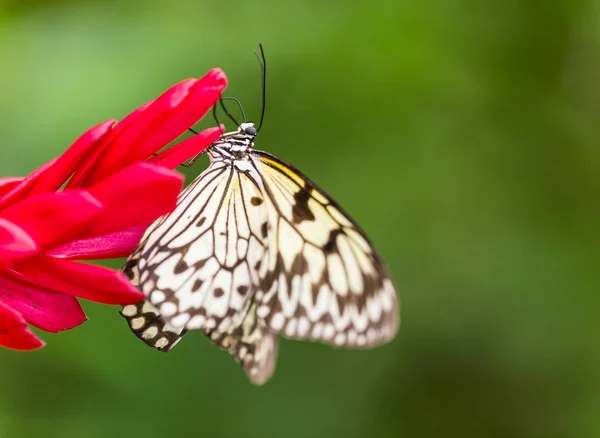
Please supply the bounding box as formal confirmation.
[239,122,257,137]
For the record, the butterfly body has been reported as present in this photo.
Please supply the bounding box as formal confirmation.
[208,122,256,161]
[121,122,399,384]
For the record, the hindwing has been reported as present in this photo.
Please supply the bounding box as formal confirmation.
[249,151,399,347]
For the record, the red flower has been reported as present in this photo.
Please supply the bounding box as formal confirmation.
[0,68,227,350]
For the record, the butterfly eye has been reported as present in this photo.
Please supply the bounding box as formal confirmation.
[244,126,257,136]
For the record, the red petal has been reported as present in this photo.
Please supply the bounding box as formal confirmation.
[15,256,143,305]
[151,126,223,168]
[0,177,23,197]
[0,177,22,186]
[0,271,87,332]
[49,226,145,260]
[83,69,227,184]
[0,190,104,251]
[86,162,183,236]
[27,119,116,195]
[67,103,153,189]
[0,160,56,209]
[0,300,45,350]
[0,218,38,262]
[0,120,115,209]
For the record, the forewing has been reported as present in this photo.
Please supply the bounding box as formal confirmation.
[135,161,269,333]
[250,151,399,348]
[120,244,186,351]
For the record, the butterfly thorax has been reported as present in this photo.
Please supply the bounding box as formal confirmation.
[208,122,257,164]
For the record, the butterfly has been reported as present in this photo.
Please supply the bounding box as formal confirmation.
[120,48,399,385]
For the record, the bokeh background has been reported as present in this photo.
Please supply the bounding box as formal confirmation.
[1,0,599,437]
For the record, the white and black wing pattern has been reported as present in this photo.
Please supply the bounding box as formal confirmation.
[205,302,278,385]
[134,159,270,334]
[120,240,186,352]
[250,150,399,348]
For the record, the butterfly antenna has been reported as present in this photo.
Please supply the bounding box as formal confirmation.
[221,97,247,123]
[218,97,240,127]
[211,102,226,137]
[187,104,221,137]
[254,43,267,132]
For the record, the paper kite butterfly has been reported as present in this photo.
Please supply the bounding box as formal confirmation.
[120,46,399,385]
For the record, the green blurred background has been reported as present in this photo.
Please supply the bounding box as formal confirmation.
[0,0,599,437]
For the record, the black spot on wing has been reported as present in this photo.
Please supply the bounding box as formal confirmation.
[122,258,137,279]
[250,196,263,206]
[323,229,343,254]
[261,222,268,239]
[291,252,309,276]
[336,294,347,314]
[174,257,188,274]
[291,188,315,223]
[192,278,203,292]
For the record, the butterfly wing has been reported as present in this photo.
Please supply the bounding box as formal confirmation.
[250,150,399,347]
[205,301,278,385]
[120,242,186,351]
[129,159,270,332]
